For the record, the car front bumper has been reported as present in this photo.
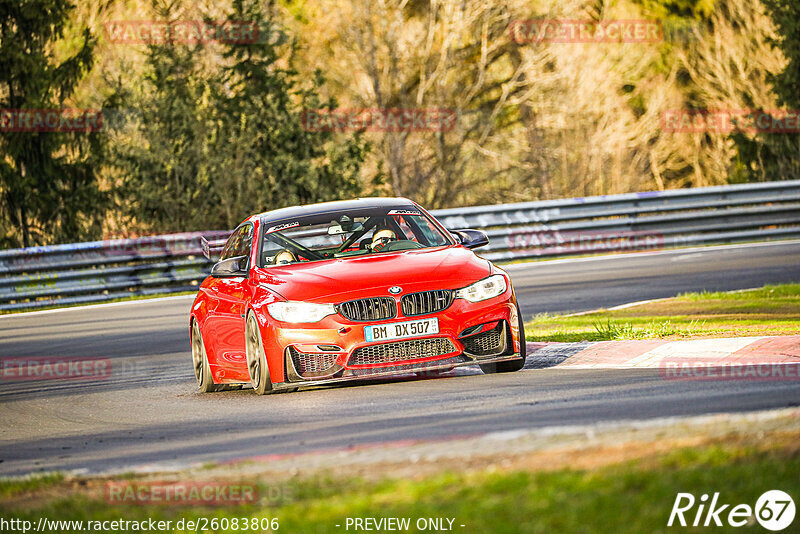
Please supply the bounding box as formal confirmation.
[270,350,522,390]
[264,294,523,389]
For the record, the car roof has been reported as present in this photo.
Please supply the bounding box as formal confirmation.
[255,197,418,225]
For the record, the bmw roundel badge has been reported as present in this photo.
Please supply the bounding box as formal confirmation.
[388,286,403,295]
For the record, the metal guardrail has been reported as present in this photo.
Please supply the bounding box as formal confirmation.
[1,180,798,311]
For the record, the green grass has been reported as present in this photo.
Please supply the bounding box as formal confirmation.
[0,473,64,499]
[590,318,705,340]
[527,283,800,342]
[1,439,798,533]
[679,284,800,300]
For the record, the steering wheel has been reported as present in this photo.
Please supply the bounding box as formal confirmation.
[377,240,424,252]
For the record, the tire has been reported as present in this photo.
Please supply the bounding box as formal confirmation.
[191,319,223,393]
[479,306,527,374]
[245,313,275,395]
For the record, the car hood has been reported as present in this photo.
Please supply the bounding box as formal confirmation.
[253,246,492,303]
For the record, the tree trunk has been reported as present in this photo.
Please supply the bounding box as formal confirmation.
[19,161,30,248]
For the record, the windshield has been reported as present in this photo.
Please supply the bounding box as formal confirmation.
[258,206,453,267]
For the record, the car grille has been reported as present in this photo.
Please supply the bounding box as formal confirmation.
[337,297,396,322]
[461,322,506,356]
[401,290,453,317]
[288,347,338,376]
[349,337,457,367]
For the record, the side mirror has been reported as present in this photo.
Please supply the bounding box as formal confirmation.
[211,255,248,278]
[452,229,489,250]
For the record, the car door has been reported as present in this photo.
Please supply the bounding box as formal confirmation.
[207,223,253,382]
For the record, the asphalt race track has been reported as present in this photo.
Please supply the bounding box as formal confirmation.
[508,240,800,316]
[1,241,799,476]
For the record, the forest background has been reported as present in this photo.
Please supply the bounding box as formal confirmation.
[0,0,798,248]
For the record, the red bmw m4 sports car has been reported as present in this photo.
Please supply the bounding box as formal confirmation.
[189,198,526,394]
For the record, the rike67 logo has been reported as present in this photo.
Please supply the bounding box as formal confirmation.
[668,490,795,531]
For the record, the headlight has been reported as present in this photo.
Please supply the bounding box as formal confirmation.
[267,301,336,323]
[454,274,507,302]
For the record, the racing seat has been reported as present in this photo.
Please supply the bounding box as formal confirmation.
[273,250,297,265]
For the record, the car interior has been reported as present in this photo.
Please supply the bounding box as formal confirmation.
[261,212,443,267]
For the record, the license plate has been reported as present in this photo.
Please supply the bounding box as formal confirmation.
[364,318,439,342]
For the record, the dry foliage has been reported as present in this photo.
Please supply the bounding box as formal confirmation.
[76,0,786,210]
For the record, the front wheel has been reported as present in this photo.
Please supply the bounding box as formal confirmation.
[191,320,223,392]
[245,314,274,395]
[479,306,527,374]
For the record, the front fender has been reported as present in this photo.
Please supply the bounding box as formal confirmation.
[247,285,286,383]
[189,285,214,353]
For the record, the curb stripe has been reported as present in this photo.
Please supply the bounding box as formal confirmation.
[525,336,800,370]
[727,336,800,363]
[624,337,760,368]
[558,340,667,368]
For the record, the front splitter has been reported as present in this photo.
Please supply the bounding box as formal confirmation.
[271,352,523,391]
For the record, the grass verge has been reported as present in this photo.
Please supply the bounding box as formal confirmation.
[527,283,800,342]
[0,474,64,500]
[1,431,798,533]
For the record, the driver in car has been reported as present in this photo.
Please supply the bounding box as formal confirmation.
[371,227,397,252]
